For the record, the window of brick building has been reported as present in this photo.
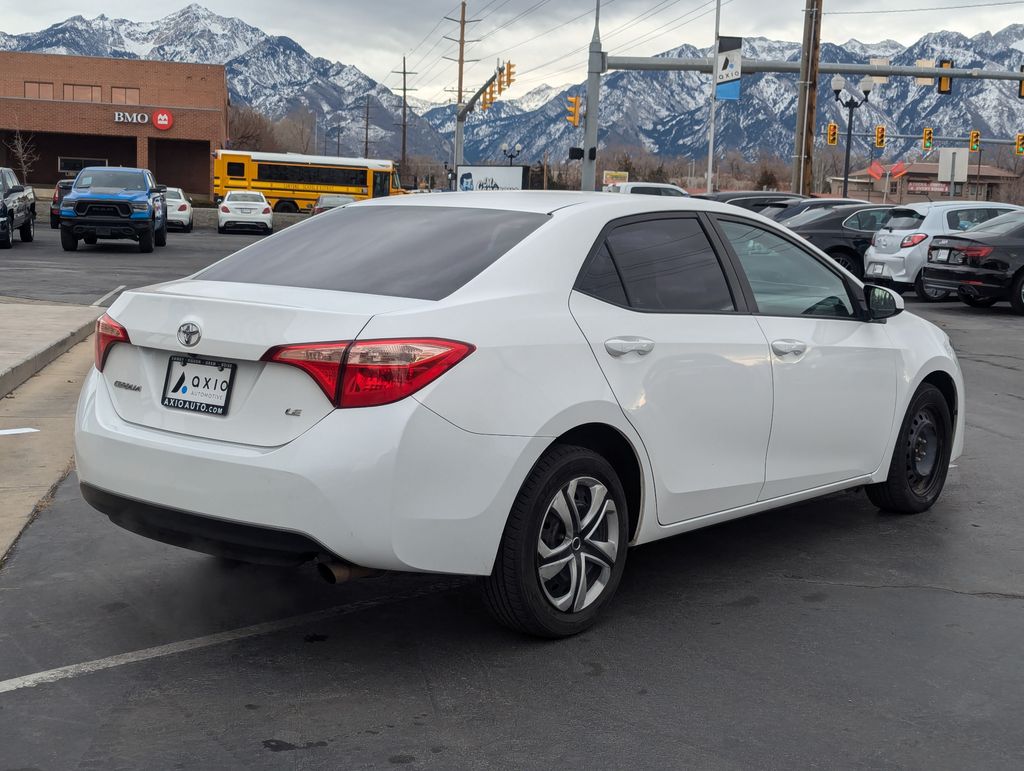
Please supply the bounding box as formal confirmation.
[64,84,102,102]
[24,81,54,99]
[111,87,140,105]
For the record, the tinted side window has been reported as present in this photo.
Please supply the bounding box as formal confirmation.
[946,208,989,231]
[720,220,855,319]
[630,187,663,196]
[226,162,245,177]
[577,243,628,306]
[604,218,735,312]
[845,209,889,232]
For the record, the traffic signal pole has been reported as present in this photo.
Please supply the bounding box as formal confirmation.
[581,0,603,191]
[841,99,856,197]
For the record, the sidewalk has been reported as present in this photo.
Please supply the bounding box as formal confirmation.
[0,297,101,398]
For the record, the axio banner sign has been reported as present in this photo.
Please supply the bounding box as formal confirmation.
[715,36,742,101]
[456,165,529,191]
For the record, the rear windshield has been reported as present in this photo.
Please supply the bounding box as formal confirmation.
[226,192,264,203]
[199,205,549,301]
[164,189,182,199]
[882,208,925,230]
[75,170,146,190]
[318,195,354,205]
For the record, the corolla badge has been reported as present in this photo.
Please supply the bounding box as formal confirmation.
[177,322,201,347]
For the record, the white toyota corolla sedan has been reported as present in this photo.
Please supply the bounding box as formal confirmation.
[75,192,964,637]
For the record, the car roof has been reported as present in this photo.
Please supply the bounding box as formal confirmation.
[356,190,758,217]
[904,200,1020,212]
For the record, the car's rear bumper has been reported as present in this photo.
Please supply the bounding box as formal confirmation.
[74,368,545,575]
[61,218,150,239]
[921,266,1011,300]
[863,246,926,286]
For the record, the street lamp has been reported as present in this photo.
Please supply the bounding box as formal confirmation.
[500,142,523,166]
[832,75,874,197]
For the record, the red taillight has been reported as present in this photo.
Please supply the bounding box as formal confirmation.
[262,338,474,408]
[220,205,230,213]
[262,206,272,214]
[52,190,60,203]
[177,203,188,211]
[94,313,130,371]
[900,233,928,248]
[960,245,993,261]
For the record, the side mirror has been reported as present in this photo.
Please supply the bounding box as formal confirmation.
[864,284,904,321]
[9,185,24,194]
[154,185,167,193]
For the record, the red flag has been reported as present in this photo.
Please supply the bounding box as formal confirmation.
[889,161,908,179]
[867,161,885,180]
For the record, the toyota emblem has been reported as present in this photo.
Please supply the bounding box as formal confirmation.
[177,322,201,347]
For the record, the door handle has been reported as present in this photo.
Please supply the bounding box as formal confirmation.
[604,337,656,357]
[771,339,808,357]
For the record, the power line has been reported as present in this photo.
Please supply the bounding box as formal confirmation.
[825,0,1023,12]
[384,3,460,84]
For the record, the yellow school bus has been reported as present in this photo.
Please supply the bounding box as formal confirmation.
[213,150,405,212]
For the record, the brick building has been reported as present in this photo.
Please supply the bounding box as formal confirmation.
[829,162,1019,204]
[0,51,228,197]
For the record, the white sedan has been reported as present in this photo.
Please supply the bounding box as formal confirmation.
[75,192,964,637]
[164,187,193,232]
[217,191,273,234]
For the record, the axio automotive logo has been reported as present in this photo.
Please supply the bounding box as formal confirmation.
[177,322,201,347]
[153,109,174,131]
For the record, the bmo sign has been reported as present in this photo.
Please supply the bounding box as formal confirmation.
[114,109,175,131]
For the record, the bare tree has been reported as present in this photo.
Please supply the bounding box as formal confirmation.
[3,127,39,184]
[229,105,279,151]
[274,107,317,154]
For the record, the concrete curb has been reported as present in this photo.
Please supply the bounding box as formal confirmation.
[0,318,97,399]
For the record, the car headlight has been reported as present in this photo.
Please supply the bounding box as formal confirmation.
[131,201,150,212]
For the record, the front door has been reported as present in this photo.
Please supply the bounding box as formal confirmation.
[714,217,899,500]
[569,215,774,525]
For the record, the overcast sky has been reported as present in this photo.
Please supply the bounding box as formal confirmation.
[4,0,1020,100]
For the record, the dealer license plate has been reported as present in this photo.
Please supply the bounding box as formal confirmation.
[930,249,949,263]
[241,208,254,214]
[162,356,236,416]
[868,263,885,276]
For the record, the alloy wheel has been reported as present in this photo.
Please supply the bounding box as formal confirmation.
[536,476,620,613]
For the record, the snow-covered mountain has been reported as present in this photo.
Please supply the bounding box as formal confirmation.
[3,6,1023,167]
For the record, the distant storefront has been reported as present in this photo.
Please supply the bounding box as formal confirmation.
[830,162,1019,204]
[0,51,228,197]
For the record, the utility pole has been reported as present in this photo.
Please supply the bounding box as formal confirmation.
[444,1,480,168]
[581,0,603,191]
[364,95,371,158]
[792,0,823,195]
[392,56,418,169]
[705,0,721,193]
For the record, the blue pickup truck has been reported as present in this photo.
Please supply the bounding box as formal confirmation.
[60,167,168,253]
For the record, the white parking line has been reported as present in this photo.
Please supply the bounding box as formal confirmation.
[0,578,463,695]
[0,428,39,436]
[91,285,127,307]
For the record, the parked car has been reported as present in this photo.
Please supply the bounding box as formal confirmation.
[60,167,167,253]
[921,210,1024,314]
[606,182,689,197]
[164,187,193,232]
[0,167,36,249]
[218,191,273,234]
[863,200,1022,301]
[768,197,869,223]
[75,192,964,637]
[311,193,356,214]
[50,180,74,229]
[693,191,808,213]
[785,204,894,278]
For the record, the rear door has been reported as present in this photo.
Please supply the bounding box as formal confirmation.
[713,216,898,499]
[569,214,773,524]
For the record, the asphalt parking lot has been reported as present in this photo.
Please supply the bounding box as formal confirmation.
[2,235,1024,768]
[0,222,263,306]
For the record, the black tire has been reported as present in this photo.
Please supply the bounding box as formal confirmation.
[482,444,629,638]
[185,218,193,233]
[274,200,298,214]
[829,250,862,279]
[138,226,154,253]
[155,221,168,247]
[959,295,998,309]
[83,235,98,245]
[1010,272,1024,316]
[50,214,59,230]
[865,383,953,514]
[0,216,12,249]
[265,226,274,236]
[19,215,34,242]
[217,225,226,235]
[60,227,78,252]
[915,273,952,302]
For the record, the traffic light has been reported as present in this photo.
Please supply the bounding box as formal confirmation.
[565,95,582,127]
[969,130,980,152]
[496,67,505,95]
[826,122,838,146]
[505,61,516,90]
[1016,133,1024,156]
[874,125,886,148]
[480,87,492,111]
[922,127,934,150]
[937,59,952,94]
